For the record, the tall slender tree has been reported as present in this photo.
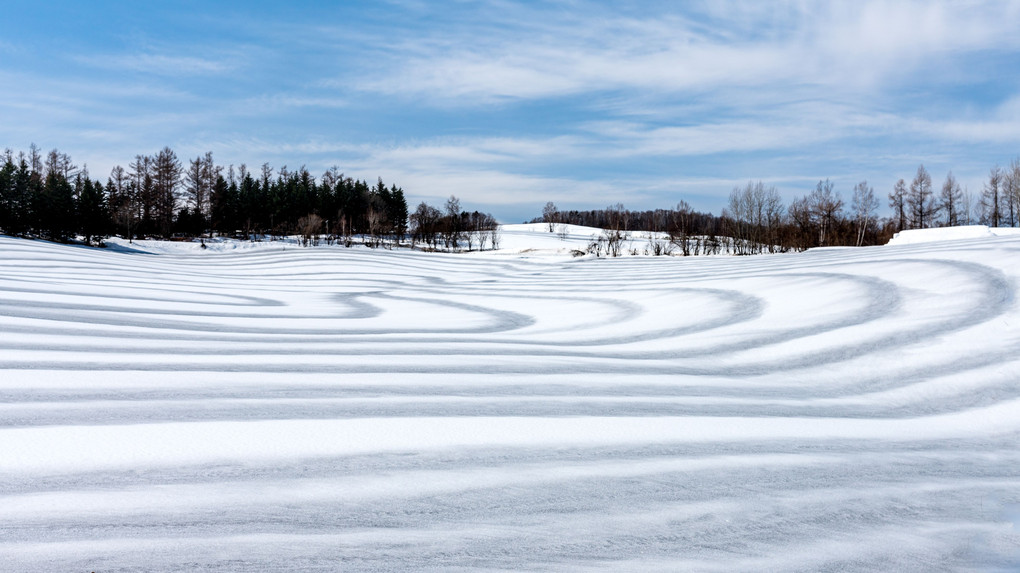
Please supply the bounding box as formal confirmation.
[40,167,76,242]
[1005,158,1020,227]
[185,151,218,227]
[0,152,15,234]
[128,154,155,235]
[77,172,108,245]
[939,171,963,227]
[889,179,908,231]
[982,165,1003,227]
[107,165,135,240]
[907,164,937,229]
[152,147,182,237]
[851,180,878,246]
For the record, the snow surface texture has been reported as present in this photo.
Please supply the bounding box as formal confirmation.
[1,228,1020,571]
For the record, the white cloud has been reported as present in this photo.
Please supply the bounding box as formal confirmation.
[239,95,349,112]
[369,168,625,209]
[74,53,233,75]
[356,1,1020,104]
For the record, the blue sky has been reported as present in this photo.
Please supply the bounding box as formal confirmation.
[2,0,1020,222]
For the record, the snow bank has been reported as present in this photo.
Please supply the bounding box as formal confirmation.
[887,224,1020,245]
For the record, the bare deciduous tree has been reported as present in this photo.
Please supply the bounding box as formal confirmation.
[602,228,625,257]
[443,195,463,249]
[185,151,219,228]
[489,226,501,250]
[939,171,963,227]
[1005,158,1020,227]
[809,179,843,246]
[786,196,812,251]
[667,200,694,256]
[542,201,558,232]
[297,213,323,246]
[321,165,342,191]
[961,186,974,225]
[606,203,627,231]
[153,147,182,237]
[889,179,908,232]
[108,165,136,241]
[366,204,386,247]
[409,201,441,249]
[907,165,937,229]
[982,166,1003,227]
[851,180,878,246]
[725,181,784,254]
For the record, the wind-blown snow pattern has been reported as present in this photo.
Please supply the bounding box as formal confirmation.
[1,230,1020,571]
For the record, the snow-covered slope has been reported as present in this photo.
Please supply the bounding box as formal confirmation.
[495,222,601,255]
[1,230,1019,571]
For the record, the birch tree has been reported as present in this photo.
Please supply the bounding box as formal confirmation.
[851,180,878,246]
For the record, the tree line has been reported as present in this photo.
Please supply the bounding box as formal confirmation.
[0,144,500,250]
[536,161,1020,254]
[887,163,1020,231]
[4,144,1019,255]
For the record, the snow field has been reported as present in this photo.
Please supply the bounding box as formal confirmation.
[1,229,1020,571]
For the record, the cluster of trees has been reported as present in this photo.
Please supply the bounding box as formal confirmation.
[0,145,509,252]
[888,163,1020,231]
[538,161,1020,255]
[537,196,809,255]
[0,147,107,244]
[540,200,774,257]
[409,195,500,251]
[0,145,419,247]
[201,163,410,247]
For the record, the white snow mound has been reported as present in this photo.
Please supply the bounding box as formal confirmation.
[887,224,1020,245]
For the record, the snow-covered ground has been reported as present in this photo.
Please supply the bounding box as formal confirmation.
[1,226,1019,571]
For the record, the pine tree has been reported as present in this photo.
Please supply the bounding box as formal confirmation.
[388,184,408,240]
[12,155,34,236]
[210,174,235,234]
[0,151,15,234]
[41,170,76,242]
[78,175,109,245]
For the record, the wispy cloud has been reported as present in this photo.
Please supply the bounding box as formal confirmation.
[355,1,1020,105]
[236,94,349,113]
[74,52,234,75]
